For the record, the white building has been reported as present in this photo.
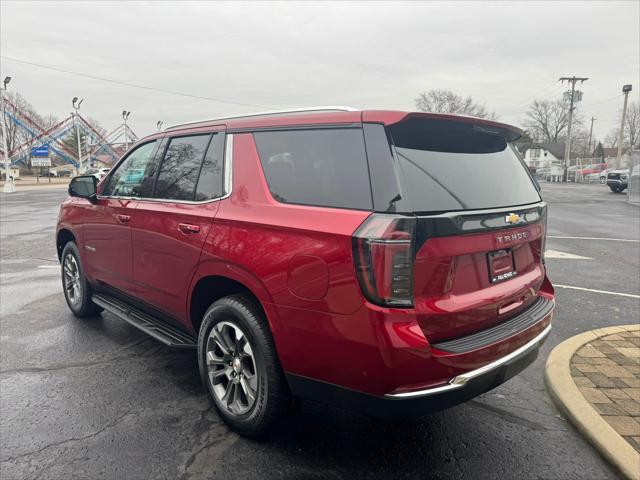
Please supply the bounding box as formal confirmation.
[522,143,568,181]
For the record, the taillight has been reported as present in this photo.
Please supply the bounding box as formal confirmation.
[352,214,416,307]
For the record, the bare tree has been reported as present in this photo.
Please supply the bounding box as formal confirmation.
[1,91,32,154]
[570,126,594,157]
[42,114,59,130]
[604,101,640,152]
[414,89,497,119]
[86,117,107,138]
[624,101,639,150]
[522,99,578,143]
[604,129,618,149]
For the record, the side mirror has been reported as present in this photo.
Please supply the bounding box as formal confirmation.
[69,175,98,203]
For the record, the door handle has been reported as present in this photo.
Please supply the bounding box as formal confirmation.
[116,214,131,223]
[178,223,201,234]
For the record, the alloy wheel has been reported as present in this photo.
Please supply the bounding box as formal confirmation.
[206,321,258,416]
[63,253,82,307]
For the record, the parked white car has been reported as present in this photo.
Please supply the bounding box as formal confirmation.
[87,168,110,181]
[599,169,608,184]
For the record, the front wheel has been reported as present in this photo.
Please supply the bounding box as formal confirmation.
[61,242,103,317]
[609,185,622,193]
[198,294,289,437]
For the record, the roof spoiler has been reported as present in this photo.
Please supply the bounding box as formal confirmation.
[371,111,523,142]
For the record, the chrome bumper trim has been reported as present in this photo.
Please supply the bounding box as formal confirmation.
[385,324,552,399]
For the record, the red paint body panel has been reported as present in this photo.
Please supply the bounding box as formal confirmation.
[131,199,218,322]
[57,108,554,404]
[413,221,545,341]
[81,197,138,296]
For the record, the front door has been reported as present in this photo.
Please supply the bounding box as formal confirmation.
[84,140,160,296]
[131,131,226,324]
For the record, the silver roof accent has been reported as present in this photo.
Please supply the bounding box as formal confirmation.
[164,106,358,131]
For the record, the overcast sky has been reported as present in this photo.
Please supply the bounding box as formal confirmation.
[1,1,638,142]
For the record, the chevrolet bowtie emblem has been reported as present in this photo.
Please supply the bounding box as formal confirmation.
[505,213,521,225]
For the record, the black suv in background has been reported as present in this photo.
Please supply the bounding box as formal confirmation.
[606,169,629,193]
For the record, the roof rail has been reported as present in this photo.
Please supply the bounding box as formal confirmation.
[164,106,358,131]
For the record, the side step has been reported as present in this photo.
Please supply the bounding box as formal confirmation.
[92,294,197,349]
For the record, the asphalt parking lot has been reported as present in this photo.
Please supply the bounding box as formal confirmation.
[1,183,638,480]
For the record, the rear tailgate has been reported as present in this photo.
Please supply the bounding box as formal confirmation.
[412,205,546,341]
[370,114,547,342]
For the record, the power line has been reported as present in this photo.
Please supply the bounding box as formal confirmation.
[500,82,566,115]
[1,56,273,109]
[580,94,623,109]
[501,91,624,119]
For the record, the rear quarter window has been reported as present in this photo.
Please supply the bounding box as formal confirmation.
[154,134,211,201]
[253,128,373,210]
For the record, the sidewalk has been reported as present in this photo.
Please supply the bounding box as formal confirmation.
[546,325,640,480]
[1,178,70,192]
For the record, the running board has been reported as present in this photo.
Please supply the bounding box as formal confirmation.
[92,294,197,349]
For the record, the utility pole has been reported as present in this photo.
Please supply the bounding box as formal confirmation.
[588,116,596,158]
[616,85,633,169]
[560,76,588,182]
[122,111,131,151]
[72,97,84,174]
[1,76,15,193]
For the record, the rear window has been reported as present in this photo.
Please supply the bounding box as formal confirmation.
[388,119,541,212]
[253,128,372,210]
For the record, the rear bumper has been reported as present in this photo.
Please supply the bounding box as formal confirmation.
[287,323,551,419]
[606,179,627,187]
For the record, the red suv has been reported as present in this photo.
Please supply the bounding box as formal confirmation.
[57,107,554,436]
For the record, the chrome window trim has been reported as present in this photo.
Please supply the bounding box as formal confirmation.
[384,323,552,399]
[223,133,233,196]
[97,133,233,205]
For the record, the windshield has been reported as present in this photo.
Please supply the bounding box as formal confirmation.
[389,119,541,212]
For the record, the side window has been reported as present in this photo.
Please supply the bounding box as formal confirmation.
[103,141,158,197]
[154,134,211,201]
[195,133,225,201]
[137,137,167,198]
[253,128,372,210]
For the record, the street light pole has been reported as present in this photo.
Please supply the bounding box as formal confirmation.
[122,111,131,151]
[72,97,84,174]
[616,85,633,169]
[1,76,16,193]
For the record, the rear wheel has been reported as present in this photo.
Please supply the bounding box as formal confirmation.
[609,185,622,193]
[198,294,289,437]
[61,242,103,317]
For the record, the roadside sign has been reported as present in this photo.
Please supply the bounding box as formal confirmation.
[31,157,52,167]
[31,145,49,157]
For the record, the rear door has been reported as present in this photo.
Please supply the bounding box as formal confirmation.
[365,118,546,341]
[131,130,226,324]
[84,140,160,295]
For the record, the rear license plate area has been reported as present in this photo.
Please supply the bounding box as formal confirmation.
[488,249,516,283]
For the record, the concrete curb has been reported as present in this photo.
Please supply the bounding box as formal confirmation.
[545,325,640,480]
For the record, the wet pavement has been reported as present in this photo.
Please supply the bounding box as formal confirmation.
[1,184,638,479]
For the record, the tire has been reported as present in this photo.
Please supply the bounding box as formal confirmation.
[600,177,606,184]
[609,185,622,193]
[198,294,289,437]
[60,242,103,317]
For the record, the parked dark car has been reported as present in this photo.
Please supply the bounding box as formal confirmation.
[56,107,555,436]
[606,169,629,192]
